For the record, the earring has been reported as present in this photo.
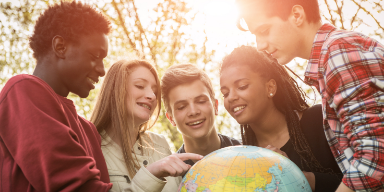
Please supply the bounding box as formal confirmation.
[270,93,273,97]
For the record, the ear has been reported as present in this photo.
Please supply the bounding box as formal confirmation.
[52,35,67,59]
[214,99,219,116]
[290,5,306,27]
[166,112,176,126]
[266,79,277,98]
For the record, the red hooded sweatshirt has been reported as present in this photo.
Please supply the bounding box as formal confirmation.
[0,74,112,192]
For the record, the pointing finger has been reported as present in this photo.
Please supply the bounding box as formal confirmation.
[174,153,204,161]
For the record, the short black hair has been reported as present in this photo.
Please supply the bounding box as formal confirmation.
[236,0,321,31]
[29,1,111,60]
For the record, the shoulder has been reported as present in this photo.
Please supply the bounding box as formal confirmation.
[300,104,324,133]
[1,74,57,104]
[1,74,49,95]
[79,117,101,142]
[302,104,322,118]
[176,144,185,154]
[324,29,382,52]
[219,134,242,146]
[100,135,123,164]
[78,116,97,131]
[144,132,171,150]
[2,74,50,91]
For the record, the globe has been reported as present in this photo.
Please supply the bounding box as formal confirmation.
[178,145,311,192]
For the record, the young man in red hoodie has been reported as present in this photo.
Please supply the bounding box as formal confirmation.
[236,0,384,191]
[0,1,113,191]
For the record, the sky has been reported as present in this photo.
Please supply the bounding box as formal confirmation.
[135,0,255,57]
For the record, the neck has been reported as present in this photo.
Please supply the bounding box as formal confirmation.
[299,21,323,60]
[249,107,289,149]
[33,56,69,97]
[183,128,221,158]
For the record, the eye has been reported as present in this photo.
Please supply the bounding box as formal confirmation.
[135,85,144,89]
[89,52,100,59]
[221,91,229,98]
[152,88,158,96]
[238,84,249,90]
[260,28,269,35]
[177,106,185,110]
[198,100,207,104]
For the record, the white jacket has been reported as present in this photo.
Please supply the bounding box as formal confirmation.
[101,132,182,192]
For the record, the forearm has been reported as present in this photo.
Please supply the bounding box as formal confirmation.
[336,182,354,192]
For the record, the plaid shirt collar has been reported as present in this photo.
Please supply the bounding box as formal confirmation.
[304,23,337,87]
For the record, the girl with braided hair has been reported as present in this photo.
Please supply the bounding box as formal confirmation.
[220,45,342,192]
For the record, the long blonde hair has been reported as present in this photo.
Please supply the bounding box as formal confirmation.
[91,59,161,178]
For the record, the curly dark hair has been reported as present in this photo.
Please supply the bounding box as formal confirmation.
[29,1,111,60]
[220,45,330,173]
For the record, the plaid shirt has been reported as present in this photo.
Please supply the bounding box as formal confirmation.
[304,23,384,191]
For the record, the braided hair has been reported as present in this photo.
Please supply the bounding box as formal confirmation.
[220,45,329,173]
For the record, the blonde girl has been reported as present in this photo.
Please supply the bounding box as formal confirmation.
[91,59,202,192]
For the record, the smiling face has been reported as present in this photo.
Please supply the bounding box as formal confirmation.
[220,64,275,125]
[126,66,158,127]
[241,4,303,65]
[58,32,109,98]
[167,80,218,140]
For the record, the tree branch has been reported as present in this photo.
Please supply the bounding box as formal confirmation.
[350,7,361,30]
[130,0,157,67]
[111,0,140,55]
[323,0,337,26]
[350,0,384,31]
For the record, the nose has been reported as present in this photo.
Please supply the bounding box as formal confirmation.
[256,36,268,51]
[227,91,239,103]
[145,89,156,101]
[187,104,201,117]
[95,60,106,77]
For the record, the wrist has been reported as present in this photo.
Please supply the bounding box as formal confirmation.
[303,171,315,191]
[145,165,166,180]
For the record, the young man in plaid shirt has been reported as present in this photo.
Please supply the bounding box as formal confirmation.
[236,0,384,191]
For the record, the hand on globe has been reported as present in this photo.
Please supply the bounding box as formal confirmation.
[265,145,289,159]
[303,171,315,191]
[146,153,203,179]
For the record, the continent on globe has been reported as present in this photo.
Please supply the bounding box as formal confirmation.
[178,146,311,192]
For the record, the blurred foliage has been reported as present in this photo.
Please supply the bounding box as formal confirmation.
[1,0,383,151]
[95,0,217,150]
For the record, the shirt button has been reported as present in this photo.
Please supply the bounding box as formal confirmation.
[138,146,141,150]
[143,160,148,167]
